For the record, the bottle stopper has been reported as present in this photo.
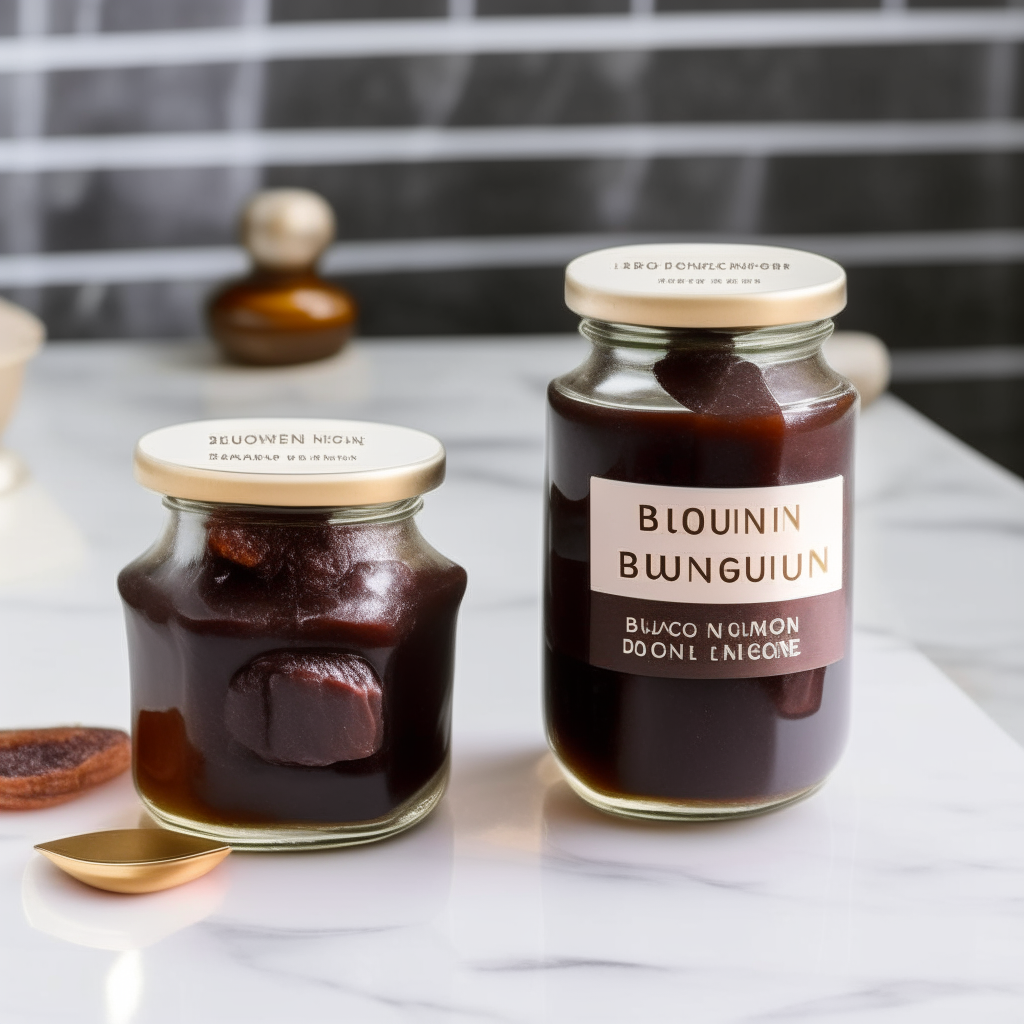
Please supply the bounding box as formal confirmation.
[241,189,336,271]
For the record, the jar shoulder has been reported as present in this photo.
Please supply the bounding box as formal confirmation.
[547,347,857,493]
[551,346,856,417]
[118,517,466,642]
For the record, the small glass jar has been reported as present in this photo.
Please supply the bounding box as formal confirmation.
[545,244,856,821]
[118,418,466,850]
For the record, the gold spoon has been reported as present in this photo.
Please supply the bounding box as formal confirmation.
[35,829,231,894]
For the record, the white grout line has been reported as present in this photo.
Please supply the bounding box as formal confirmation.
[0,10,1022,72]
[1,120,1024,173]
[792,228,1024,266]
[0,246,246,287]
[1,228,1023,289]
[891,346,1024,383]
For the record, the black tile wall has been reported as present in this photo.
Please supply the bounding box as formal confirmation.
[46,66,246,135]
[843,264,1024,348]
[659,0,875,9]
[478,1,629,14]
[337,263,1024,347]
[14,0,1024,483]
[760,155,1024,234]
[5,0,253,34]
[28,148,1022,259]
[892,379,1024,478]
[263,160,708,238]
[10,146,1024,261]
[264,58,467,129]
[908,0,1009,7]
[269,154,1024,239]
[38,280,213,341]
[263,47,1004,129]
[0,2,1022,374]
[97,0,253,32]
[270,1,448,21]
[33,262,1024,354]
[31,169,250,252]
[641,47,997,122]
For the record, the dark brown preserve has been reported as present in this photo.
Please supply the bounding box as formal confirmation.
[119,507,466,828]
[545,339,856,810]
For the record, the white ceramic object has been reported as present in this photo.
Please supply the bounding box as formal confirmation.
[0,296,44,437]
[823,330,891,408]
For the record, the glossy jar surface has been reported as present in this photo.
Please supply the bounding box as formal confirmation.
[207,268,356,366]
[544,319,857,820]
[118,497,466,849]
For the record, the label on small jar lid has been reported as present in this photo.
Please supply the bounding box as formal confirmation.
[566,243,846,328]
[134,418,445,506]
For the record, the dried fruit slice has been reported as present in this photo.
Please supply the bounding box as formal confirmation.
[0,728,131,810]
[207,521,273,569]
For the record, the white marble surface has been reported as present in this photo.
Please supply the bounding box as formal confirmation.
[855,395,1024,744]
[0,338,1023,1023]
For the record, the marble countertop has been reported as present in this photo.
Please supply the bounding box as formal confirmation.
[1,337,1023,1023]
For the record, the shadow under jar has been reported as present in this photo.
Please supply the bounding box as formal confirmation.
[118,418,466,850]
[545,243,857,820]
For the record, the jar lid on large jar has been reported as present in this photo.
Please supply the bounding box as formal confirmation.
[134,418,445,506]
[565,243,846,328]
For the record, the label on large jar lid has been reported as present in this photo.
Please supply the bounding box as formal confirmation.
[134,418,446,506]
[588,475,845,679]
[565,243,846,328]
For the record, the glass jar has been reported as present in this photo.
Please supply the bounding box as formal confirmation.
[118,418,466,849]
[545,244,856,820]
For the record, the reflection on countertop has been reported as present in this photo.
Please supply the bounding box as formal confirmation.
[22,854,227,952]
[0,450,87,586]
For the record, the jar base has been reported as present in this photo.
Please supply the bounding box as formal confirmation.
[138,760,449,851]
[555,756,826,821]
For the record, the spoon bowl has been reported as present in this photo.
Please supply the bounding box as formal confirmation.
[35,829,231,894]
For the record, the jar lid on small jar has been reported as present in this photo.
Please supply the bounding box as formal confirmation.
[565,243,846,329]
[134,418,445,507]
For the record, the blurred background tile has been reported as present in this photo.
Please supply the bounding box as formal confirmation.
[0,0,1022,473]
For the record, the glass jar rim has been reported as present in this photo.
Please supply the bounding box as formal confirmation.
[579,317,834,353]
[164,494,423,525]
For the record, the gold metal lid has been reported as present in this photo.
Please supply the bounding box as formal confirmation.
[134,418,446,507]
[565,243,847,328]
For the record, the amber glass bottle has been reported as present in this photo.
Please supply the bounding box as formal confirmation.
[208,189,356,366]
[545,244,856,821]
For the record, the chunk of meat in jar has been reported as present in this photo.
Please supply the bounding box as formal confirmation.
[225,650,384,766]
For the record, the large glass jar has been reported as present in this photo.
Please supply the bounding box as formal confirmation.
[545,244,856,820]
[118,418,466,850]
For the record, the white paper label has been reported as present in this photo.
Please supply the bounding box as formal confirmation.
[590,476,843,606]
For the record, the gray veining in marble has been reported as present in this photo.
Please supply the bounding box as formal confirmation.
[856,393,1024,744]
[0,337,1022,1022]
